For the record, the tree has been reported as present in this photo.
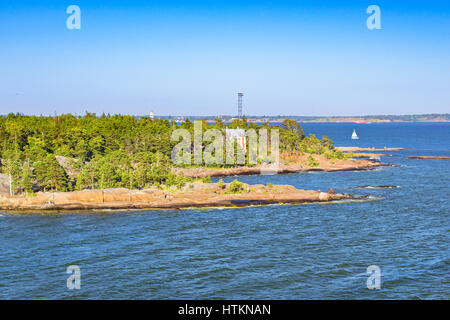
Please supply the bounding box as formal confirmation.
[89,135,106,157]
[280,120,305,153]
[20,159,34,194]
[1,150,21,196]
[34,155,69,192]
[24,136,47,163]
[214,118,224,128]
[281,119,304,137]
[181,118,193,130]
[229,118,248,129]
[76,161,97,190]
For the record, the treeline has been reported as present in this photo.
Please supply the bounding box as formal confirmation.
[0,113,340,194]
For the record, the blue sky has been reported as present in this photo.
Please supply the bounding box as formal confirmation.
[0,0,449,116]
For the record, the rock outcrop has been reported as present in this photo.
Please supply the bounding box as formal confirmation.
[337,147,405,152]
[407,156,450,160]
[0,183,353,211]
[0,174,9,195]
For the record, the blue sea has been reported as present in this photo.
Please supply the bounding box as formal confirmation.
[0,122,449,299]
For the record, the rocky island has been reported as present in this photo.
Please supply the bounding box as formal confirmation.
[0,114,382,212]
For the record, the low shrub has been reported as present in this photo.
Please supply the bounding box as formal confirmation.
[217,179,225,189]
[228,179,244,194]
[308,155,320,167]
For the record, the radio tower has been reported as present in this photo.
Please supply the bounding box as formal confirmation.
[237,93,243,118]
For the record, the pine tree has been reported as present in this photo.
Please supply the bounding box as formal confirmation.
[34,155,69,192]
[1,151,21,195]
[20,159,34,194]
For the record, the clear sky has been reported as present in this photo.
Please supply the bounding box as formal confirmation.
[0,0,449,116]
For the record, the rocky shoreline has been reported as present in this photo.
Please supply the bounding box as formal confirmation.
[174,155,383,178]
[0,150,391,212]
[407,156,450,160]
[336,147,405,152]
[0,182,353,212]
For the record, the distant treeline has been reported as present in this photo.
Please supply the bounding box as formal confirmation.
[0,113,342,194]
[150,114,450,122]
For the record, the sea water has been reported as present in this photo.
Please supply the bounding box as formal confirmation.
[0,122,448,299]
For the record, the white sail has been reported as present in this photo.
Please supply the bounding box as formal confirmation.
[351,129,359,140]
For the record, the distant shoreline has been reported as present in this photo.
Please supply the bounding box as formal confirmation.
[230,119,450,124]
[298,120,450,123]
[3,113,449,124]
[135,114,450,123]
[163,119,450,124]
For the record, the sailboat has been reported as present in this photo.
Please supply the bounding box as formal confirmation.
[351,129,359,140]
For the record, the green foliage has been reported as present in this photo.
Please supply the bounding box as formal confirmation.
[74,150,176,190]
[228,117,248,129]
[0,113,342,194]
[307,154,320,167]
[0,114,180,193]
[344,150,355,159]
[181,118,193,130]
[24,136,48,163]
[214,118,224,128]
[34,155,69,192]
[227,179,244,194]
[200,176,211,183]
[293,133,346,160]
[321,136,334,149]
[1,150,22,195]
[21,160,34,193]
[217,179,225,189]
[300,134,323,154]
[280,119,304,152]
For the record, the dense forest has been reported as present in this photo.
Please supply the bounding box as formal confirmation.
[0,113,343,194]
